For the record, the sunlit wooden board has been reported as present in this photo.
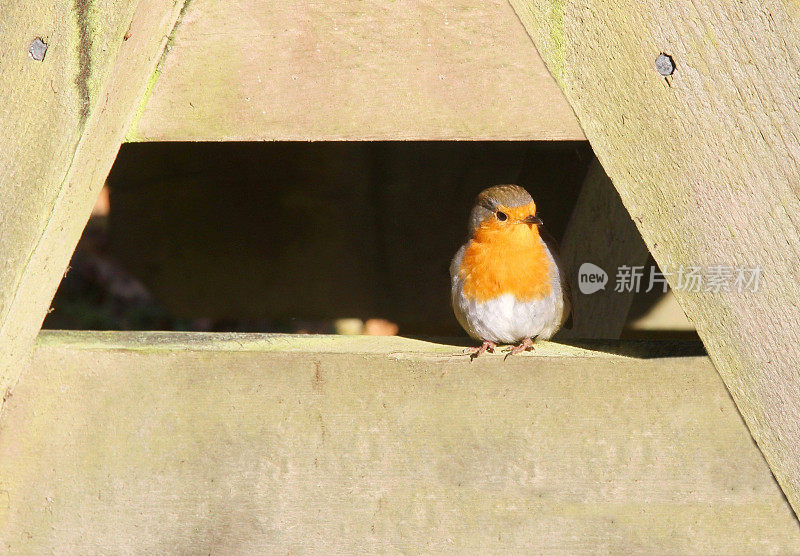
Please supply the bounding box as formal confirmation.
[129,0,585,141]
[1,331,797,552]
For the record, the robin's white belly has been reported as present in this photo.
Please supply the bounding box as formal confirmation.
[449,244,567,343]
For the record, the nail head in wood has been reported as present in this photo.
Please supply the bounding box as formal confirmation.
[29,38,47,61]
[655,53,675,76]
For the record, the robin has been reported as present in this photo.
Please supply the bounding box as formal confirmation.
[450,185,572,358]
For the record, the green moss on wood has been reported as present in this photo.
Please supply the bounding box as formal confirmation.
[125,0,192,141]
[548,0,566,86]
[74,0,94,127]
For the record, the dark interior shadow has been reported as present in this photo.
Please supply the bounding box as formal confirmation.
[44,140,696,346]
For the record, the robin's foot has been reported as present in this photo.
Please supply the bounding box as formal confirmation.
[469,341,498,360]
[504,336,536,360]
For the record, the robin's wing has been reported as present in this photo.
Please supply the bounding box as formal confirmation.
[538,224,574,330]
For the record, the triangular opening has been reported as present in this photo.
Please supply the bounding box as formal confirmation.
[42,140,696,344]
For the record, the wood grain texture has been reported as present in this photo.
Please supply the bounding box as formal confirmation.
[509,0,800,513]
[129,0,585,141]
[0,331,797,552]
[0,0,185,405]
[558,158,650,339]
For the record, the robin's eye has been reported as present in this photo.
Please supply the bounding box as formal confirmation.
[496,211,508,221]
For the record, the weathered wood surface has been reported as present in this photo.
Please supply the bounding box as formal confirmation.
[558,158,650,339]
[128,0,585,141]
[509,0,800,514]
[1,332,796,552]
[0,1,186,406]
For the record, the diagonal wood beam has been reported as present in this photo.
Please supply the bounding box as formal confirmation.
[558,158,650,339]
[0,0,187,409]
[509,0,800,514]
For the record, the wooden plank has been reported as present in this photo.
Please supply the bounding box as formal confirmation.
[0,331,796,552]
[128,0,586,141]
[509,0,800,514]
[558,158,651,339]
[0,0,186,405]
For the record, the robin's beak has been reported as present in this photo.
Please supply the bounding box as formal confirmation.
[522,214,543,226]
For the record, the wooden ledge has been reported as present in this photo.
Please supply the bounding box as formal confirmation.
[0,330,796,551]
[35,330,703,359]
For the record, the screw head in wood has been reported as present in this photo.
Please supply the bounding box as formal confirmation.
[655,53,675,76]
[29,38,47,61]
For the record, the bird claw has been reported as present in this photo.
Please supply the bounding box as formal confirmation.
[503,337,536,360]
[468,341,497,360]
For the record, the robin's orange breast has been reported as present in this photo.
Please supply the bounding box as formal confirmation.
[459,217,552,303]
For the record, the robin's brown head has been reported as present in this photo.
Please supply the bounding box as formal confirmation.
[468,185,542,234]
